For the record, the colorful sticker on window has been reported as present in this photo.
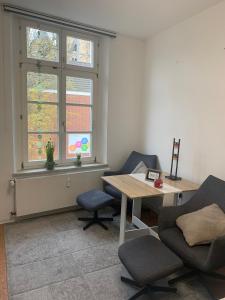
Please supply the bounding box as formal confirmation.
[67,133,91,158]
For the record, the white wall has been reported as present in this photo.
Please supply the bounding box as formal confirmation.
[0,10,15,222]
[15,170,105,216]
[108,35,144,169]
[0,13,144,222]
[142,0,225,183]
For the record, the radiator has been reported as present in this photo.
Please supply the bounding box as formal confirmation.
[15,169,105,216]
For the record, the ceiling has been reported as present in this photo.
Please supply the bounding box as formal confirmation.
[3,0,222,39]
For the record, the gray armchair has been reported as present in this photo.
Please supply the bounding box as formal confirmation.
[159,175,225,282]
[103,151,162,214]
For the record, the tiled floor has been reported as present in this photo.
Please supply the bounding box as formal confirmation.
[5,210,212,300]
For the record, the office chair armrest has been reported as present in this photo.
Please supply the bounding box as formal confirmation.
[158,205,186,231]
[103,170,122,176]
[206,235,225,270]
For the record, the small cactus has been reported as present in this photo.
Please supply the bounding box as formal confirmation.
[75,152,82,166]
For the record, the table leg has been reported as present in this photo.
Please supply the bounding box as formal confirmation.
[174,193,179,206]
[132,197,142,223]
[119,193,127,245]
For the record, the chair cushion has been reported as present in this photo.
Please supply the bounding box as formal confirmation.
[118,235,182,285]
[176,203,225,246]
[77,190,113,211]
[131,161,148,174]
[104,184,122,200]
[121,151,157,174]
[159,227,210,272]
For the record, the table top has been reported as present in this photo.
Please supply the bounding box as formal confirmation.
[101,173,199,199]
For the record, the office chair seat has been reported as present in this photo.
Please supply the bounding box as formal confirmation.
[119,235,183,285]
[160,227,210,272]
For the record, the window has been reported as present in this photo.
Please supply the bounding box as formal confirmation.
[66,36,94,68]
[18,20,98,168]
[65,76,93,159]
[26,27,59,62]
[26,71,59,162]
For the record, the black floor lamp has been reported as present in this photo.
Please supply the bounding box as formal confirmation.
[165,138,182,181]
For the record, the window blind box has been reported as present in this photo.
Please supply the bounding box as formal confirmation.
[2,3,117,38]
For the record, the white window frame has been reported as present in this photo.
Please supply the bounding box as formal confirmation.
[61,70,97,165]
[18,18,99,169]
[21,19,61,68]
[21,64,61,169]
[62,29,97,73]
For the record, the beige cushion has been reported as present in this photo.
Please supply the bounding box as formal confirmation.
[176,203,225,247]
[131,161,148,174]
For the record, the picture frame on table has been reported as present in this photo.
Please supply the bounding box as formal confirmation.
[145,169,161,181]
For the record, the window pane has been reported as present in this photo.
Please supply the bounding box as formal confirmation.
[28,133,59,161]
[66,106,91,132]
[66,76,92,105]
[66,133,91,159]
[28,103,58,132]
[67,36,93,67]
[26,27,59,62]
[27,72,58,103]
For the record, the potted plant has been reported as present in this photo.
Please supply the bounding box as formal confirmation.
[45,140,55,170]
[75,152,82,167]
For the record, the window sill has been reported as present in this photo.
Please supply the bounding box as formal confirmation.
[13,163,109,179]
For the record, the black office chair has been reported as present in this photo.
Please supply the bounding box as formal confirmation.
[158,175,225,284]
[103,151,163,215]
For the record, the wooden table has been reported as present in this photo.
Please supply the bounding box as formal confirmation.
[102,173,199,245]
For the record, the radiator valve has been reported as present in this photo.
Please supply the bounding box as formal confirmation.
[9,178,16,187]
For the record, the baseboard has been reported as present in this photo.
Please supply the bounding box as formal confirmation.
[7,205,82,222]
